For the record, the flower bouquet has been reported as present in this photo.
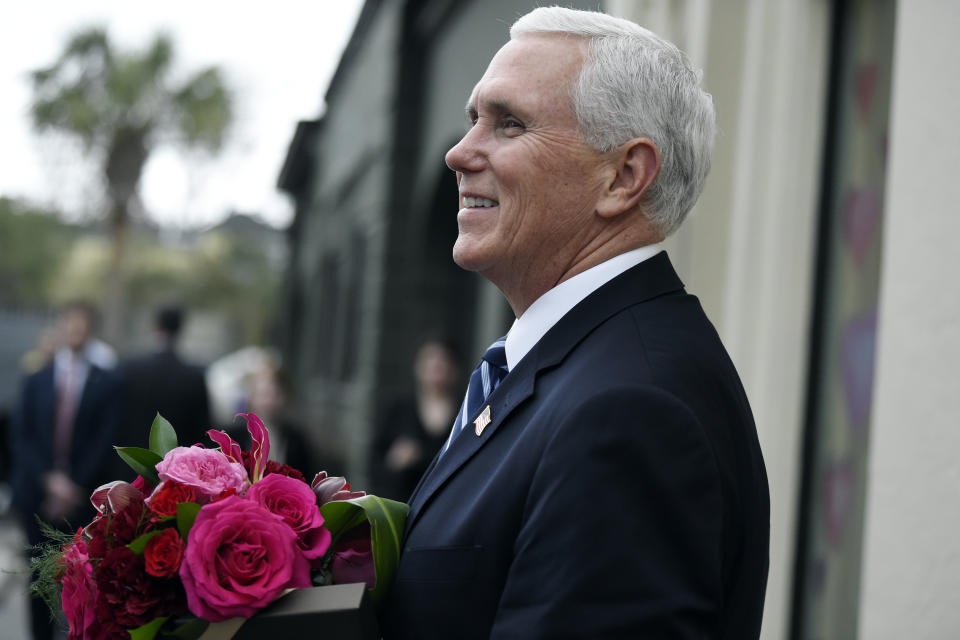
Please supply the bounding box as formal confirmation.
[32,413,408,640]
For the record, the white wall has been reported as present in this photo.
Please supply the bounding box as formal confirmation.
[859,1,960,637]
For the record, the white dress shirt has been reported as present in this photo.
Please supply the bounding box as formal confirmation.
[504,244,664,371]
[54,347,91,401]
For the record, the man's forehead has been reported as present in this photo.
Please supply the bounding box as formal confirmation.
[464,36,584,114]
[466,33,586,103]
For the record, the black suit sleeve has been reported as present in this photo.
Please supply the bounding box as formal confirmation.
[491,385,723,639]
[11,373,47,515]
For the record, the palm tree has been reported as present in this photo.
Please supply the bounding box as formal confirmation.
[29,27,232,344]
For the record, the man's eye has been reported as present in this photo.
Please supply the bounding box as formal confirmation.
[502,118,524,131]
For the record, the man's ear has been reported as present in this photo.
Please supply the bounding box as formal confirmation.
[596,138,661,219]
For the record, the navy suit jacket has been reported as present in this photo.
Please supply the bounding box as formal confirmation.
[381,252,769,639]
[11,360,123,540]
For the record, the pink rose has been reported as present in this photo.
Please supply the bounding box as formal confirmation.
[179,496,310,621]
[60,537,99,640]
[246,474,332,563]
[155,447,249,500]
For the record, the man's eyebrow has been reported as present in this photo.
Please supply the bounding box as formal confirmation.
[463,98,517,120]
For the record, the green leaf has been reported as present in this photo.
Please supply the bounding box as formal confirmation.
[320,495,409,606]
[129,616,167,640]
[163,618,208,639]
[149,414,178,457]
[176,502,201,541]
[127,530,164,555]
[319,500,369,541]
[115,446,162,486]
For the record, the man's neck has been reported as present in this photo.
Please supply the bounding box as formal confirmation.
[501,244,660,316]
[504,244,664,370]
[493,215,662,315]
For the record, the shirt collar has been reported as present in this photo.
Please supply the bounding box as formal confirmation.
[54,346,92,384]
[504,244,663,370]
[55,347,84,368]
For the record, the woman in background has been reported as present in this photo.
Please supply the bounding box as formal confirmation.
[370,338,460,502]
[231,363,335,475]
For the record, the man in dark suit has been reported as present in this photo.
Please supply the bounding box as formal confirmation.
[381,7,769,639]
[119,305,211,452]
[11,301,122,640]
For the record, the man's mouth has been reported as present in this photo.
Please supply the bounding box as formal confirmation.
[462,196,499,208]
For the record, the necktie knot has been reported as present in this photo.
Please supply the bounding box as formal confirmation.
[440,336,508,455]
[481,337,507,373]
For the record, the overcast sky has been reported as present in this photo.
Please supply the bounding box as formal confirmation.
[0,1,364,229]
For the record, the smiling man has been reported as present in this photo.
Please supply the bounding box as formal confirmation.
[380,8,769,639]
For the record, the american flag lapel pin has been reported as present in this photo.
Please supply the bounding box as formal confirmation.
[474,405,492,436]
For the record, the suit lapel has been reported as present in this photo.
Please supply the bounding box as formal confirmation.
[405,365,535,533]
[404,251,685,535]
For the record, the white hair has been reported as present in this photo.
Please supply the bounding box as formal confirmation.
[511,7,716,237]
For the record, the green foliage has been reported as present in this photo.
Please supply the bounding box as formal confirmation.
[175,68,232,151]
[127,530,165,555]
[5,211,284,345]
[176,502,201,541]
[320,495,410,605]
[149,414,178,457]
[27,26,235,340]
[129,616,168,640]
[29,519,74,633]
[120,224,282,344]
[30,26,231,159]
[164,618,209,639]
[115,446,163,486]
[0,197,75,307]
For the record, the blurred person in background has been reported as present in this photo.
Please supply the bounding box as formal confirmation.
[118,304,211,453]
[370,337,461,502]
[226,363,333,476]
[11,300,122,640]
[0,408,11,514]
[18,326,60,376]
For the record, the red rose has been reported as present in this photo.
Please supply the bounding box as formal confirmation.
[144,528,185,578]
[147,480,200,517]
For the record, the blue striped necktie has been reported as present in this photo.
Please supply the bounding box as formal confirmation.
[440,336,508,455]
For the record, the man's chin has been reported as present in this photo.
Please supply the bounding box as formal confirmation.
[452,240,492,273]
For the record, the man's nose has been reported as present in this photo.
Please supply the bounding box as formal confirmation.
[445,126,485,174]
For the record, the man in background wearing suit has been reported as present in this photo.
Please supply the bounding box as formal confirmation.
[119,305,211,451]
[381,7,769,639]
[11,301,122,640]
